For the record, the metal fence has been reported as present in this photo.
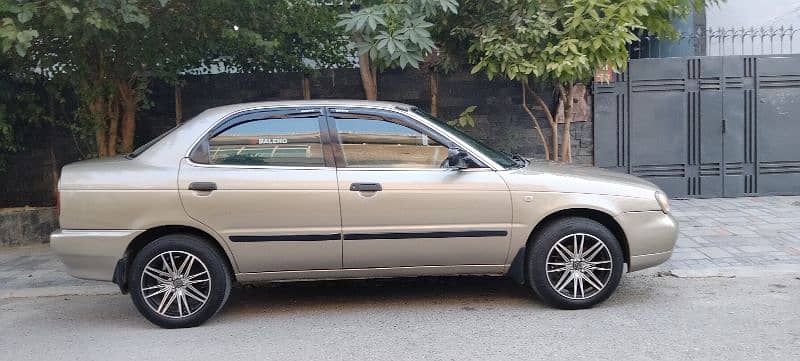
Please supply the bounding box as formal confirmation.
[630,26,800,58]
[594,55,800,198]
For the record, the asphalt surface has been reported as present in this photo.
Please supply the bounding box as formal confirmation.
[1,272,798,361]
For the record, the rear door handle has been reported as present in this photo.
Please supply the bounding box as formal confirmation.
[189,182,217,192]
[349,182,382,192]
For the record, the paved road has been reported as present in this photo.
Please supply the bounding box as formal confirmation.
[1,272,798,361]
[668,196,800,269]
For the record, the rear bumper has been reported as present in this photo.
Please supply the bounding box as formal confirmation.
[50,229,142,281]
[630,250,673,271]
[615,211,679,272]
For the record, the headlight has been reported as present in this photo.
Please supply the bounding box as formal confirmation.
[654,191,670,214]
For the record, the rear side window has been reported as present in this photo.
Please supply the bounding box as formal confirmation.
[208,117,325,167]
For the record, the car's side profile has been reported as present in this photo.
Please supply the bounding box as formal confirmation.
[51,100,677,328]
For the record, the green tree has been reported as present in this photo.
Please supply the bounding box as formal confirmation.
[0,56,60,171]
[464,0,715,162]
[1,0,349,157]
[337,0,458,100]
[2,0,185,156]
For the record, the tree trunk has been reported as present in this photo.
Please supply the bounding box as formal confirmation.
[430,71,439,116]
[302,74,312,100]
[175,84,183,125]
[86,50,112,158]
[95,127,107,157]
[371,66,377,98]
[106,93,119,156]
[90,97,108,158]
[118,80,138,153]
[526,83,558,161]
[521,81,550,160]
[358,52,378,100]
[559,84,574,163]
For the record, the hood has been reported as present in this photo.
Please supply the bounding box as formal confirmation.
[499,160,660,199]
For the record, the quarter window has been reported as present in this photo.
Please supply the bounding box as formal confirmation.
[334,116,449,168]
[208,117,325,166]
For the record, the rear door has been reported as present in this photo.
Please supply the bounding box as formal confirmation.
[179,107,342,273]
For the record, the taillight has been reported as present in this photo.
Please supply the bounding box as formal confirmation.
[55,189,60,217]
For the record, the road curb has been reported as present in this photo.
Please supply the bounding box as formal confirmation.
[663,264,800,279]
[0,285,119,300]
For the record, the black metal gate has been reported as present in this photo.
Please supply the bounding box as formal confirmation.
[594,55,800,198]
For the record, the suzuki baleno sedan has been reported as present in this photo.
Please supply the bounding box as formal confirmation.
[51,100,677,328]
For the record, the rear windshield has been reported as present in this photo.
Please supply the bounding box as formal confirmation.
[126,125,180,159]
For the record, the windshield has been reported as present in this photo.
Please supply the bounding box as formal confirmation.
[126,124,181,159]
[412,109,521,169]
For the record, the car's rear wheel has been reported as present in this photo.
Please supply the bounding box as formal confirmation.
[526,217,624,309]
[128,234,231,328]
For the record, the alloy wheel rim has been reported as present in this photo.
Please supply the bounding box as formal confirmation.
[140,251,211,319]
[545,233,613,300]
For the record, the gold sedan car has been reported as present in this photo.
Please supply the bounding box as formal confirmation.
[51,100,677,328]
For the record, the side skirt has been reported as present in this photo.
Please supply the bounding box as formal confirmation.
[236,264,507,283]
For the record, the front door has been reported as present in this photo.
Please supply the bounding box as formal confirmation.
[328,108,512,269]
[179,108,342,273]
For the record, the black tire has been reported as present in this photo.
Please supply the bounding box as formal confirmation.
[526,217,624,309]
[128,234,231,328]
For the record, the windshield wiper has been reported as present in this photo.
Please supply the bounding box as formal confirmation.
[502,151,529,167]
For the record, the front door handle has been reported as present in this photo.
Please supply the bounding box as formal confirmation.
[350,182,382,192]
[189,182,217,192]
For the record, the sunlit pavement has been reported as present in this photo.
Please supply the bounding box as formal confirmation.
[667,196,800,269]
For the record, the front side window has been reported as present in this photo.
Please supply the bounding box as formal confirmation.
[208,117,325,166]
[412,109,519,169]
[334,116,449,168]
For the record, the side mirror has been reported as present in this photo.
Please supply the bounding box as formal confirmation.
[446,148,472,169]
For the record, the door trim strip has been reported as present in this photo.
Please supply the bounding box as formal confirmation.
[230,234,342,242]
[229,230,508,242]
[343,230,508,240]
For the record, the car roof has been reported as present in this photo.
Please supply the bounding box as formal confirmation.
[133,100,421,164]
[201,99,416,115]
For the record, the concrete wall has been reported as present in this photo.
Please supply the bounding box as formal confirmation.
[706,0,800,27]
[0,207,57,247]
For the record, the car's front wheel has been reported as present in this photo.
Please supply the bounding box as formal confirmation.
[527,217,624,309]
[128,234,231,328]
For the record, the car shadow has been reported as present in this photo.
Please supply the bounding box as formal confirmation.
[3,275,657,330]
[214,274,662,323]
[216,275,540,320]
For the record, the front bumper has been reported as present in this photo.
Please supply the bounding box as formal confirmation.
[50,229,142,281]
[615,211,679,272]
